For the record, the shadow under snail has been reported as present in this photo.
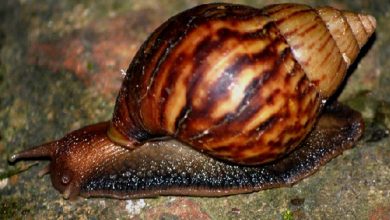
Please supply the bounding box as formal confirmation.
[9,3,376,199]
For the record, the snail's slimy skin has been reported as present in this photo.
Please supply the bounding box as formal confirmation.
[81,103,364,199]
[9,3,374,199]
[10,102,363,199]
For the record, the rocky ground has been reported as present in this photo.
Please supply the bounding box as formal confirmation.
[0,0,389,219]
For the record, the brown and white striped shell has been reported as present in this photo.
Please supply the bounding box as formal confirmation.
[109,3,375,165]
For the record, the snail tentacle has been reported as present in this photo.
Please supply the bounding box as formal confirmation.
[9,141,57,163]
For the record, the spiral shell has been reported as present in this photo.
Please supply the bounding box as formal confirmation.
[107,3,375,165]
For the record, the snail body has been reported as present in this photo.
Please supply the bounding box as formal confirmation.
[10,3,375,199]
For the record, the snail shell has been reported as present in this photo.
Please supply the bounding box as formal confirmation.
[108,3,375,165]
[9,3,374,199]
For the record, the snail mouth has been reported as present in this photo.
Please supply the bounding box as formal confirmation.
[62,185,79,200]
[59,181,80,200]
[63,188,71,200]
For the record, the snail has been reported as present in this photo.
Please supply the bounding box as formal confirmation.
[9,3,375,199]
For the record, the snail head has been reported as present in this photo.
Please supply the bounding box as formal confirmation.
[9,121,119,200]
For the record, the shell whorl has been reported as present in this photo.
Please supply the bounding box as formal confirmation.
[109,3,375,165]
[263,4,376,97]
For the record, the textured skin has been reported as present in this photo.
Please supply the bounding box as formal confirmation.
[110,3,375,165]
[83,103,363,199]
[10,102,364,199]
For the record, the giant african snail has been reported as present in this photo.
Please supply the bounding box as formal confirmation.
[9,3,375,199]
